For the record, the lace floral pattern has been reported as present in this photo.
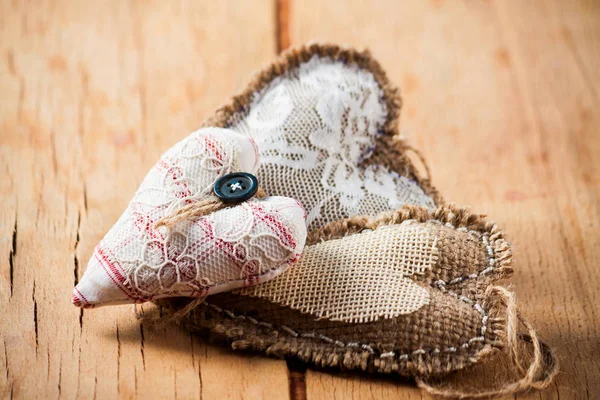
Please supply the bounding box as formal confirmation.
[123,200,302,298]
[73,128,307,308]
[230,56,435,230]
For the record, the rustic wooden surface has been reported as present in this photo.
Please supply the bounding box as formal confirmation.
[1,1,598,399]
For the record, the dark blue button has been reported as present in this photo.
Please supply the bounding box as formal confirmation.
[214,172,259,203]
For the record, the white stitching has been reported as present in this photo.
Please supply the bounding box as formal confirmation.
[474,304,486,316]
[224,310,235,318]
[468,336,485,344]
[444,347,457,353]
[361,344,375,354]
[204,219,502,360]
[281,325,299,337]
[319,334,334,344]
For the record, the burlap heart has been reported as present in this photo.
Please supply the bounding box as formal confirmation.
[205,45,441,231]
[156,44,557,397]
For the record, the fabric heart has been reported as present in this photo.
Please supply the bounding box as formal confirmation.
[73,128,307,308]
[160,44,557,397]
[209,48,439,231]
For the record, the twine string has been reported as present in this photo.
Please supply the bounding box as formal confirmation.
[416,285,559,399]
[154,187,267,229]
[393,139,432,182]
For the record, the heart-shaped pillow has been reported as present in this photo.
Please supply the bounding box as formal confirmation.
[205,46,440,231]
[157,44,556,396]
[73,128,307,308]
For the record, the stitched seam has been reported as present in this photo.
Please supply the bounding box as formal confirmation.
[203,218,501,360]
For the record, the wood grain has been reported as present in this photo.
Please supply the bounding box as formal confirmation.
[1,0,598,399]
[0,1,289,399]
[291,0,600,398]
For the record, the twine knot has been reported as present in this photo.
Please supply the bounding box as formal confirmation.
[155,187,267,229]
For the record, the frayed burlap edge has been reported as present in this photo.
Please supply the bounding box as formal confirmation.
[149,204,557,397]
[417,286,559,399]
[155,206,500,367]
[307,203,514,252]
[200,42,443,205]
[145,44,558,396]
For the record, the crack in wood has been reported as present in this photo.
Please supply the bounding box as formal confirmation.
[116,325,121,394]
[93,374,98,400]
[139,323,146,370]
[73,211,81,286]
[46,347,50,381]
[286,359,307,400]
[57,357,62,396]
[275,0,291,53]
[9,216,17,297]
[189,333,195,368]
[173,369,178,400]
[83,184,88,213]
[198,344,203,400]
[33,280,38,355]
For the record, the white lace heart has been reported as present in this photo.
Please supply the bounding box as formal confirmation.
[73,128,307,308]
[227,55,435,230]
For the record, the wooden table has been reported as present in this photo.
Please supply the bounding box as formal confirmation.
[1,1,598,398]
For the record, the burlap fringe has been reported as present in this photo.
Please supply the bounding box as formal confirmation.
[144,205,557,397]
[307,202,513,272]
[155,188,267,229]
[144,283,558,399]
[415,286,559,399]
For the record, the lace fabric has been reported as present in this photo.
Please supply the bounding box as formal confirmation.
[229,56,435,230]
[73,128,307,308]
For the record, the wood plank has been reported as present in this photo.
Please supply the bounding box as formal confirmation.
[291,0,600,398]
[0,1,288,399]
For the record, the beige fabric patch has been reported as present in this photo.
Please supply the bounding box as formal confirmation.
[237,221,438,323]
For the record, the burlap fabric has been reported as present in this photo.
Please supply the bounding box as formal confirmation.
[155,44,557,395]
